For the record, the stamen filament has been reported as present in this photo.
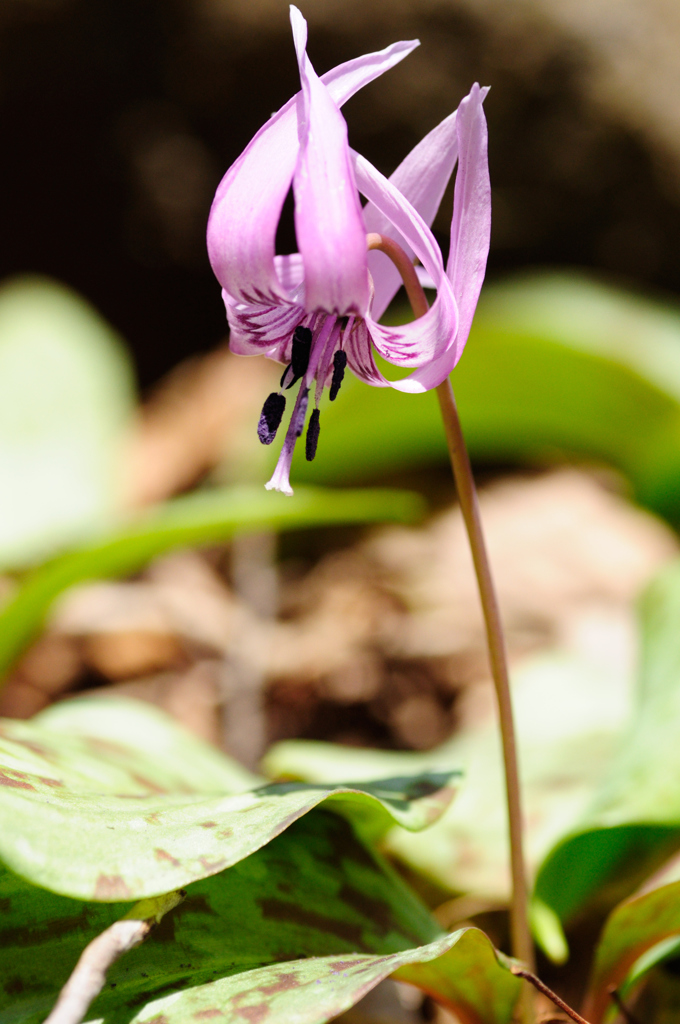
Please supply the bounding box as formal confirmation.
[314,318,343,407]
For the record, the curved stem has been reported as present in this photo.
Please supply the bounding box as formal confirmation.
[436,378,534,972]
[367,232,534,974]
[366,233,429,318]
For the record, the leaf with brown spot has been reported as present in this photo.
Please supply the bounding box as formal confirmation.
[155,850,182,868]
[0,811,516,1024]
[0,770,35,791]
[130,932,519,1024]
[0,697,459,899]
[94,874,133,900]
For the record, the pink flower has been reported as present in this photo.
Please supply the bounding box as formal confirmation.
[207,6,490,494]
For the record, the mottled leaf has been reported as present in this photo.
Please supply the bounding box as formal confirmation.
[0,696,457,899]
[1,810,519,1024]
[130,930,518,1024]
[0,483,424,680]
[0,275,134,569]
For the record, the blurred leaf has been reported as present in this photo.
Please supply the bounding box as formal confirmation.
[0,811,519,1024]
[264,646,631,909]
[283,272,680,521]
[0,695,456,899]
[583,853,680,1024]
[0,483,424,679]
[30,694,261,794]
[0,275,134,568]
[534,559,680,940]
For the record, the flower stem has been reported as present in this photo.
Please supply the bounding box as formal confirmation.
[367,231,534,980]
[435,379,534,973]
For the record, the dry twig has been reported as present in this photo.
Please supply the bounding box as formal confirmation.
[511,967,592,1024]
[43,890,185,1024]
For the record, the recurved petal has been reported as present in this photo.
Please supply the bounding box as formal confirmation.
[323,38,419,102]
[291,8,369,316]
[345,313,459,394]
[352,151,458,387]
[348,317,461,393]
[447,82,491,361]
[354,151,447,291]
[207,24,418,307]
[364,108,459,321]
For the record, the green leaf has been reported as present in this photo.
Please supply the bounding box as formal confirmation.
[282,272,680,521]
[1,810,519,1024]
[0,275,134,568]
[584,854,680,1023]
[0,483,424,680]
[264,647,630,907]
[131,931,518,1024]
[534,559,680,938]
[0,696,457,899]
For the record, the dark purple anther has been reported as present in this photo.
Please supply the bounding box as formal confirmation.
[306,408,320,461]
[289,325,313,386]
[257,392,286,444]
[329,349,347,401]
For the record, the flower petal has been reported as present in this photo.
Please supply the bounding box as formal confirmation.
[291,7,369,316]
[225,291,306,359]
[352,151,458,389]
[344,318,387,387]
[364,86,489,321]
[364,110,458,320]
[207,28,418,306]
[447,82,491,361]
[275,253,306,295]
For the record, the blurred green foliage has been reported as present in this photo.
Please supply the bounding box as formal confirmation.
[0,483,424,680]
[0,276,134,569]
